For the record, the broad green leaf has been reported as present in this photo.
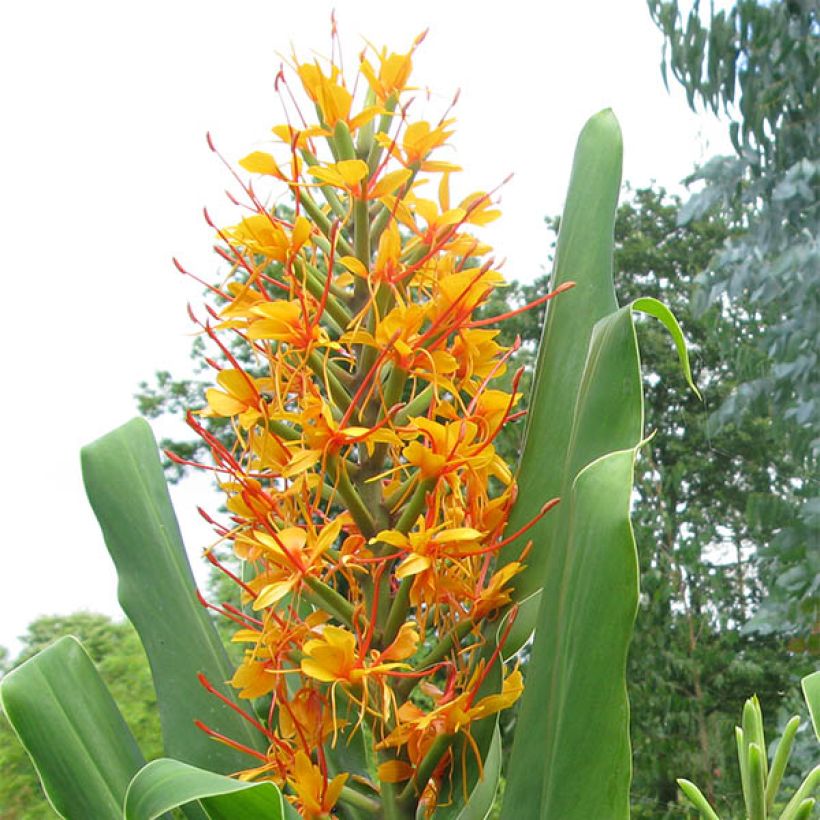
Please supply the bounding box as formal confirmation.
[497,107,623,625]
[500,445,640,819]
[0,636,145,819]
[457,108,625,820]
[801,670,820,740]
[81,418,265,773]
[124,758,284,820]
[492,114,700,818]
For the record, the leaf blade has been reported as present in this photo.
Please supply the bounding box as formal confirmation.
[498,108,624,620]
[81,418,265,773]
[124,758,284,820]
[501,445,641,819]
[0,636,146,820]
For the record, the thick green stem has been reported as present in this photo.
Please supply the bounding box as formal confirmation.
[338,785,381,815]
[354,198,371,267]
[394,385,434,425]
[366,99,397,173]
[376,757,414,820]
[355,89,378,158]
[379,479,435,647]
[299,190,355,256]
[307,351,352,411]
[395,478,435,534]
[333,121,357,160]
[328,454,377,539]
[267,419,300,441]
[299,259,354,328]
[370,167,419,248]
[367,366,408,474]
[381,577,413,650]
[384,475,416,513]
[304,577,355,627]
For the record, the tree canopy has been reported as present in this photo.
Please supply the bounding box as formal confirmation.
[647,0,818,648]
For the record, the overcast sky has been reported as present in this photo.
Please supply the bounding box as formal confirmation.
[0,0,730,655]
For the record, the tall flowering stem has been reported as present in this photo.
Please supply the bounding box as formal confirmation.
[188,27,565,819]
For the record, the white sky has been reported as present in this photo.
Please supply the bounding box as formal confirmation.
[0,0,731,655]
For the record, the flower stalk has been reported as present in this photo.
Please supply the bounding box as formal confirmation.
[188,24,563,819]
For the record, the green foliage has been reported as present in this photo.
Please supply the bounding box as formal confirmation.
[124,759,285,820]
[501,111,640,818]
[81,419,265,773]
[647,0,819,647]
[677,681,820,819]
[1,638,146,820]
[479,185,813,817]
[0,614,162,819]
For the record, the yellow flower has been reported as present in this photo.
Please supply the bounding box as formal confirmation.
[288,750,348,820]
[231,656,276,700]
[377,119,459,171]
[359,33,426,101]
[374,520,484,580]
[224,214,311,263]
[300,625,415,686]
[203,369,264,429]
[296,61,380,131]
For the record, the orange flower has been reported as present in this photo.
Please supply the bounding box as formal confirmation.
[288,750,348,819]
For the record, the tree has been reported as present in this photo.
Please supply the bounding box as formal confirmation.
[0,613,161,819]
[647,0,819,649]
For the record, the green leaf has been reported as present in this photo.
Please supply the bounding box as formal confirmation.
[320,689,372,820]
[741,697,768,807]
[676,778,721,820]
[0,636,146,820]
[631,296,701,399]
[747,742,766,820]
[501,444,641,819]
[787,798,816,820]
[81,418,265,773]
[452,725,502,820]
[497,108,623,632]
[736,727,750,813]
[801,671,820,741]
[124,758,284,820]
[433,661,502,820]
[766,716,800,813]
[780,766,820,820]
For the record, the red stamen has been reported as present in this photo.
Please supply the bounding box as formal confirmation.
[198,673,276,740]
[194,720,268,762]
[205,550,258,599]
[492,497,560,552]
[465,605,518,709]
[466,281,575,329]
